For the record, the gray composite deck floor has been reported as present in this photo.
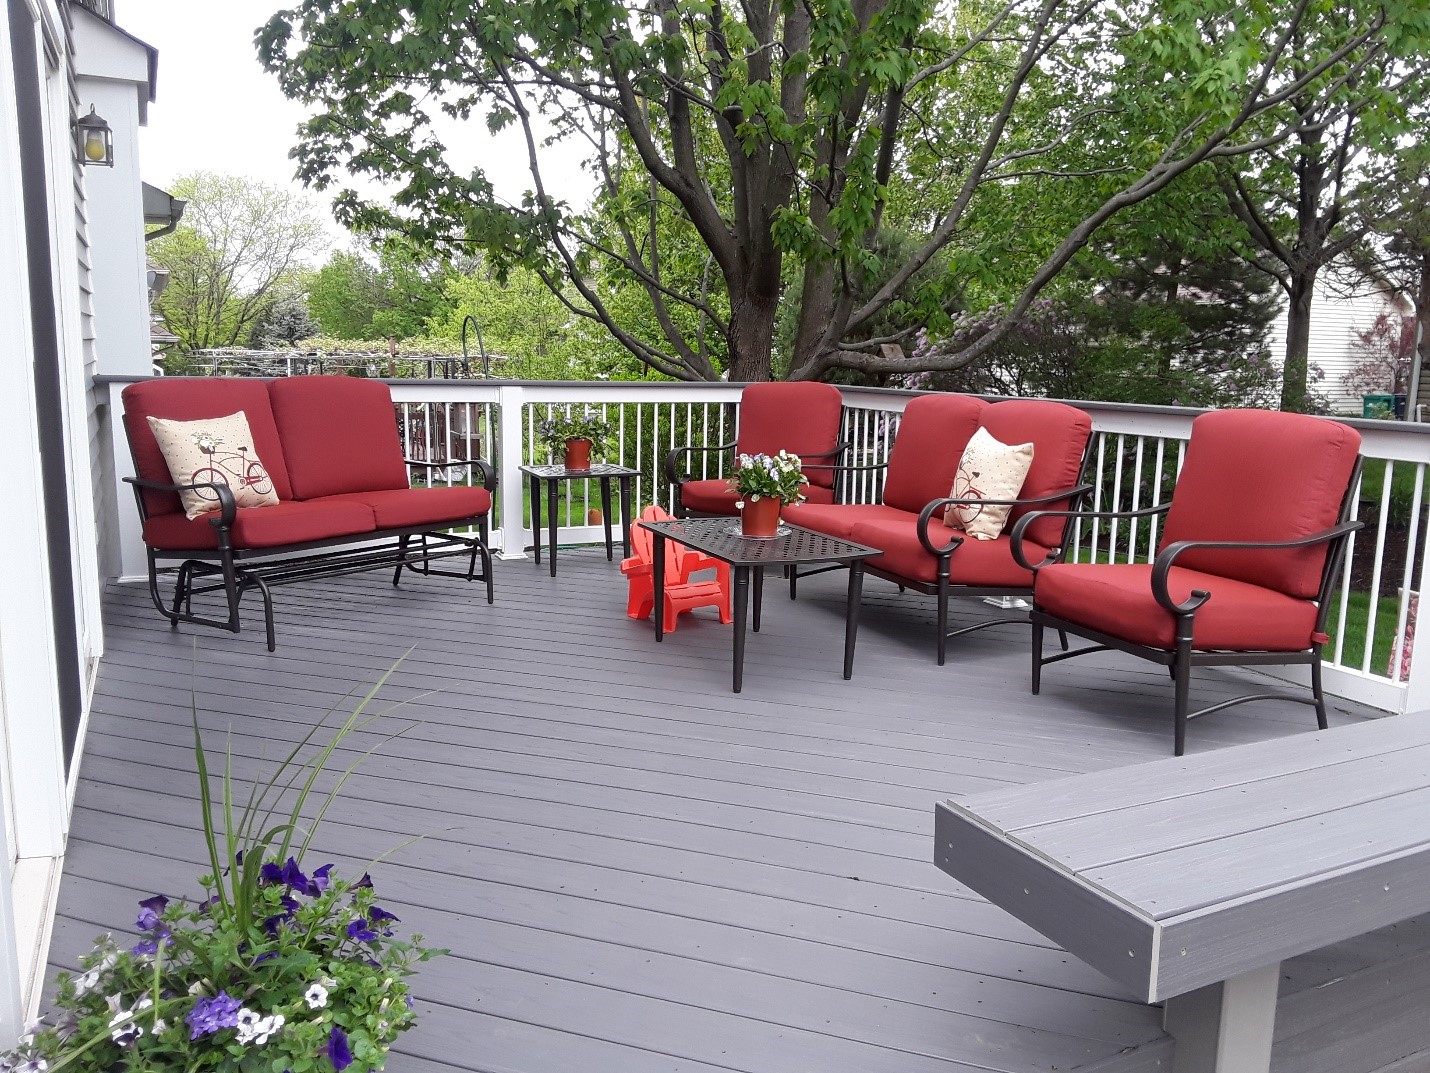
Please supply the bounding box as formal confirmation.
[48,547,1397,1072]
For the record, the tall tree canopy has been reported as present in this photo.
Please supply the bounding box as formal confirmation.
[150,172,328,351]
[259,0,1430,383]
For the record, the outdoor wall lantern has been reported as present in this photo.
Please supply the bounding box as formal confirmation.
[76,106,113,167]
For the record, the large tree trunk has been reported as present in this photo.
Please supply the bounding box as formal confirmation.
[1280,272,1317,412]
[725,288,781,382]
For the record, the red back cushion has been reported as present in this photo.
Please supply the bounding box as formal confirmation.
[122,379,292,517]
[881,393,988,513]
[1160,409,1361,598]
[980,400,1092,547]
[734,382,845,490]
[268,377,410,499]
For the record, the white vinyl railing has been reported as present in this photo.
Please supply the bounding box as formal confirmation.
[103,377,1430,718]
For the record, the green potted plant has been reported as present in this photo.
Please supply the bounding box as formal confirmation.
[3,668,443,1073]
[727,450,808,536]
[537,406,610,470]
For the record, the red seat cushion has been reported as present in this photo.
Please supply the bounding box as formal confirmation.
[1035,563,1321,651]
[268,377,410,499]
[323,487,492,529]
[122,379,294,518]
[980,400,1092,547]
[141,498,377,551]
[782,502,903,540]
[881,394,987,513]
[1160,410,1361,599]
[850,514,1050,587]
[681,479,835,515]
[735,382,845,490]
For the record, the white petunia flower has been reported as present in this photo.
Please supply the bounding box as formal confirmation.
[304,982,329,1009]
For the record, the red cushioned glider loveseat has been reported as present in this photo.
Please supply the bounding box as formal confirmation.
[122,375,495,650]
[784,393,1093,664]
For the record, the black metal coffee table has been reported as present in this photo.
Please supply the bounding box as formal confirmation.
[520,463,638,577]
[639,517,882,693]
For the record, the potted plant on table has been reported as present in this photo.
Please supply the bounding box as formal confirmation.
[537,406,610,470]
[728,450,808,537]
[3,669,443,1073]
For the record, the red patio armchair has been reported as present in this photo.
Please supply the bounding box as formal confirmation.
[1011,408,1363,755]
[664,382,847,516]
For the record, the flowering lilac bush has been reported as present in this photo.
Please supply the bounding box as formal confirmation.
[3,667,442,1073]
[727,450,808,505]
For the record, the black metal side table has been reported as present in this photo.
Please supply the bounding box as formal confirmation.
[639,517,882,692]
[520,463,639,577]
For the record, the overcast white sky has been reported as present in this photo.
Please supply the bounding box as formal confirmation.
[116,0,590,247]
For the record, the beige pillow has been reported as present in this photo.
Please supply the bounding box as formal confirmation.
[147,412,280,520]
[943,427,1035,539]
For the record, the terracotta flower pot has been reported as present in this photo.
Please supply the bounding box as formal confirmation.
[563,438,592,471]
[740,495,781,537]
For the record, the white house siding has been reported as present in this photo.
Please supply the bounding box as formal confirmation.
[0,0,148,1039]
[1267,264,1410,416]
[72,6,152,586]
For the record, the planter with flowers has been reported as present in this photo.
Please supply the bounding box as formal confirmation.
[537,407,611,471]
[727,450,808,537]
[4,668,443,1073]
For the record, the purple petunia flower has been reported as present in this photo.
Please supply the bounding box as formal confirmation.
[260,857,309,892]
[185,991,242,1040]
[326,1026,353,1071]
[368,906,399,936]
[131,938,158,956]
[346,918,378,943]
[306,863,334,896]
[135,894,169,931]
[352,872,374,890]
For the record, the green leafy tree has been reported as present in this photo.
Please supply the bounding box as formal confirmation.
[428,264,622,379]
[1216,29,1430,411]
[306,244,459,340]
[259,0,1430,383]
[150,173,329,350]
[1352,153,1430,406]
[248,286,318,348]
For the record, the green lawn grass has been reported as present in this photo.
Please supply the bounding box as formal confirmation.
[1326,590,1405,676]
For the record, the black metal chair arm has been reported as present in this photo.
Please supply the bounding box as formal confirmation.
[1150,520,1364,615]
[123,475,237,529]
[663,441,739,487]
[800,458,890,477]
[921,483,1095,560]
[404,456,498,492]
[1008,501,1170,570]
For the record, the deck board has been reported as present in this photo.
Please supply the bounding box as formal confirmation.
[47,549,1395,1072]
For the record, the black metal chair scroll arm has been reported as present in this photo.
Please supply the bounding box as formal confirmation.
[125,474,242,634]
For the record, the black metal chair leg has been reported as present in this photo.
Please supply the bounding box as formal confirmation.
[1057,629,1069,652]
[1031,618,1043,695]
[788,565,799,600]
[1172,648,1192,757]
[393,535,410,586]
[1311,656,1329,730]
[936,587,949,666]
[253,574,276,651]
[169,561,191,622]
[219,552,242,634]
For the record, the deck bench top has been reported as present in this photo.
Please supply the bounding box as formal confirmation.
[934,714,1430,1004]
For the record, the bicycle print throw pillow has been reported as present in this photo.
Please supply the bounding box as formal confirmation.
[147,411,281,519]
